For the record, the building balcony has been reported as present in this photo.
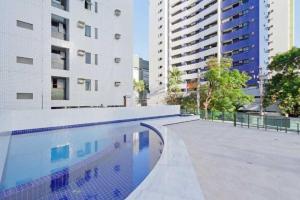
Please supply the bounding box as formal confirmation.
[51,46,69,70]
[51,77,68,100]
[51,14,69,41]
[51,0,68,11]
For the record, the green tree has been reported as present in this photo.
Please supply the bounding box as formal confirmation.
[181,93,197,112]
[264,47,300,117]
[200,57,253,118]
[165,68,183,105]
[133,80,145,104]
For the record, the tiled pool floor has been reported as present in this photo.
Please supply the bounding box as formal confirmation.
[0,123,163,200]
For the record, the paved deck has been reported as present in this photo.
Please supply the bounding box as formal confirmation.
[167,120,300,200]
[127,116,205,200]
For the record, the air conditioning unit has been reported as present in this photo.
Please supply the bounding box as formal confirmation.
[115,82,121,87]
[114,9,121,16]
[77,21,85,28]
[78,78,85,84]
[77,50,85,56]
[114,58,121,63]
[114,33,121,40]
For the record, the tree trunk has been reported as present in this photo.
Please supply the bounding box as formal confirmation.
[204,105,208,120]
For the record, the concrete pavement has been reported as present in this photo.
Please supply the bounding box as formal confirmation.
[167,120,300,200]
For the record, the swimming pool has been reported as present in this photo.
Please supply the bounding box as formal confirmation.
[0,122,164,200]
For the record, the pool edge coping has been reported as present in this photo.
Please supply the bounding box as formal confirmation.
[127,117,205,200]
[9,114,181,135]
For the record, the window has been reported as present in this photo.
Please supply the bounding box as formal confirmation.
[51,0,68,11]
[114,9,121,16]
[85,79,91,91]
[95,80,98,91]
[95,28,98,39]
[16,93,33,100]
[85,25,91,37]
[95,2,98,13]
[85,0,92,10]
[16,57,33,65]
[51,77,68,100]
[85,52,91,64]
[16,20,33,30]
[95,54,98,65]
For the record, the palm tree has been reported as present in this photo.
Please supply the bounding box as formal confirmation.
[168,68,182,93]
[133,80,145,104]
[166,68,183,105]
[133,80,145,93]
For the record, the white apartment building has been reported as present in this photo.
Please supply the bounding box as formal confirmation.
[0,0,133,110]
[267,0,295,60]
[149,0,294,105]
[133,55,149,105]
[149,0,222,104]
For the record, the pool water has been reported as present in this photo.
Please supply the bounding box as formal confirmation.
[0,122,163,200]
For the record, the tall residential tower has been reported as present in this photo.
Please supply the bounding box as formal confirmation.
[149,0,294,104]
[0,0,133,110]
[149,0,221,104]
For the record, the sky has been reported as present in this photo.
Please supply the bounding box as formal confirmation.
[133,0,300,59]
[134,0,149,60]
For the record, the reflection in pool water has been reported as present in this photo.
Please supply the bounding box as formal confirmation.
[0,123,163,200]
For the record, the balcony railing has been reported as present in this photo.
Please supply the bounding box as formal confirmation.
[51,88,66,100]
[51,26,67,40]
[51,53,66,70]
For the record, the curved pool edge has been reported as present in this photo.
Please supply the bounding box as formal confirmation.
[140,122,165,145]
[127,116,205,200]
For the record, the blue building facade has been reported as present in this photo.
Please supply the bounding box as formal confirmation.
[221,0,260,86]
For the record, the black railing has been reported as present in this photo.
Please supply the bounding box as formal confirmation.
[181,109,300,134]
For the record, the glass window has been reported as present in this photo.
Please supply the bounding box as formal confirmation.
[85,52,91,64]
[85,79,91,91]
[85,25,91,37]
[95,80,98,91]
[95,2,98,13]
[16,20,33,30]
[16,93,33,100]
[85,0,91,10]
[95,28,98,39]
[95,54,98,65]
[16,56,33,65]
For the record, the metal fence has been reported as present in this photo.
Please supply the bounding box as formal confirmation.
[181,109,300,134]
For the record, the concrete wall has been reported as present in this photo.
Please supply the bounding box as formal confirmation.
[0,106,180,132]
